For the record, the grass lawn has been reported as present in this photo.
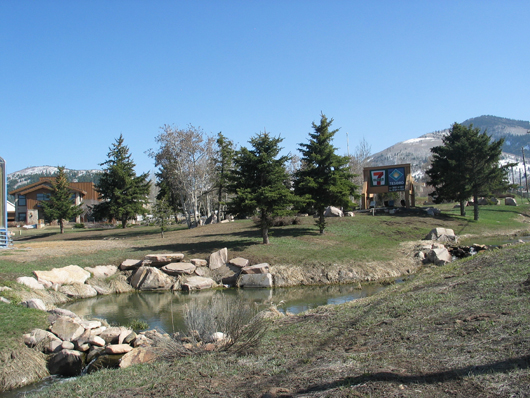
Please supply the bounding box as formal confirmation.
[1,201,529,395]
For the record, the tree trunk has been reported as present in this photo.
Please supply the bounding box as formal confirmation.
[473,193,479,221]
[262,226,269,244]
[121,217,127,228]
[459,200,466,216]
[59,220,65,234]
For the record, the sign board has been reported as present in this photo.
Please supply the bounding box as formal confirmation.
[362,163,415,210]
[369,167,406,191]
[0,157,7,248]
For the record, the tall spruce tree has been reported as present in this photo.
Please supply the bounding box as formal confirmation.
[93,135,150,228]
[426,122,507,221]
[214,132,235,221]
[294,114,357,234]
[228,132,297,244]
[41,166,84,234]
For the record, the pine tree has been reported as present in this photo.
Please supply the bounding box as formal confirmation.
[294,114,358,234]
[228,132,297,244]
[41,166,84,234]
[93,135,150,228]
[427,123,507,221]
[214,132,235,221]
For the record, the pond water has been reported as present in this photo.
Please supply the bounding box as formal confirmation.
[62,283,388,334]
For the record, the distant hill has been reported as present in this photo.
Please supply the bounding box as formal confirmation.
[7,166,101,201]
[369,115,530,185]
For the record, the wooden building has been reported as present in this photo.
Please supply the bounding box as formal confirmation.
[9,178,100,225]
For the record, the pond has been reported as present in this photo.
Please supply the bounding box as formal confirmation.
[62,283,389,334]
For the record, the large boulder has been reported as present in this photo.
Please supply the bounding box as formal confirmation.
[324,206,343,217]
[100,327,132,345]
[105,344,134,355]
[190,259,208,267]
[119,347,158,368]
[229,257,250,268]
[16,276,45,290]
[23,328,61,347]
[161,262,196,275]
[21,298,47,311]
[119,259,144,271]
[424,228,457,244]
[239,273,273,288]
[48,349,85,376]
[242,263,270,274]
[50,316,85,342]
[130,266,175,290]
[84,265,118,278]
[34,265,91,286]
[59,283,98,299]
[144,253,184,267]
[182,276,217,291]
[427,248,453,266]
[505,197,517,206]
[209,248,228,270]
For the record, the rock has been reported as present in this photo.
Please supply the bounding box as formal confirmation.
[47,340,63,353]
[21,298,47,311]
[48,349,85,376]
[194,267,205,276]
[79,320,102,330]
[100,327,132,345]
[85,354,122,374]
[209,248,228,270]
[182,276,217,291]
[229,257,250,268]
[61,341,75,350]
[345,211,355,217]
[51,316,85,342]
[130,266,175,290]
[324,206,343,217]
[505,197,517,206]
[119,347,158,368]
[48,308,80,319]
[242,263,270,274]
[239,273,273,288]
[23,329,61,347]
[34,265,91,286]
[190,259,208,267]
[86,346,105,364]
[424,207,441,216]
[132,334,151,347]
[161,262,196,275]
[105,344,134,355]
[16,276,45,290]
[0,297,11,304]
[0,286,12,291]
[205,214,217,225]
[59,283,98,299]
[424,228,457,244]
[84,265,118,278]
[88,335,106,347]
[119,259,144,270]
[144,253,184,267]
[427,248,453,266]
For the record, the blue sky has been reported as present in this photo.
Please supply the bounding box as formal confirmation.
[1,1,528,175]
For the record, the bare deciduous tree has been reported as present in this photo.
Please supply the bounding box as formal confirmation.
[149,124,215,228]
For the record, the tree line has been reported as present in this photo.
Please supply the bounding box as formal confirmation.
[41,117,511,237]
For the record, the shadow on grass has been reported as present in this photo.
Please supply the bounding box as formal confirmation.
[298,355,530,393]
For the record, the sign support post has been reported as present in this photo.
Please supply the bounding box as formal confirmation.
[0,157,8,248]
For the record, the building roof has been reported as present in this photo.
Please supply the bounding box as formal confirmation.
[9,178,87,196]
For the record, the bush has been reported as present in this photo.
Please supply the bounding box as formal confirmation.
[73,223,85,229]
[183,295,269,353]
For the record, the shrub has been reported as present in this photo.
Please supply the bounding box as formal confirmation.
[73,223,85,229]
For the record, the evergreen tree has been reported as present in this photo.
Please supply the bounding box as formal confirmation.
[294,114,358,234]
[426,123,508,221]
[41,166,84,234]
[214,132,235,221]
[93,135,150,228]
[153,196,172,238]
[228,132,297,244]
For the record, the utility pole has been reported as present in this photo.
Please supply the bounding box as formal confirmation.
[346,132,350,157]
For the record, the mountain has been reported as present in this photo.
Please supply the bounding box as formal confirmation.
[369,115,530,185]
[7,166,102,201]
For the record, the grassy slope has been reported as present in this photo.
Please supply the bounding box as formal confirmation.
[28,240,530,397]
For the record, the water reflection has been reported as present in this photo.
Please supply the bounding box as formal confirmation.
[64,283,386,334]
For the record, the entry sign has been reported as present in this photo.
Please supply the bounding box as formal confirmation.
[388,167,406,192]
[0,157,6,248]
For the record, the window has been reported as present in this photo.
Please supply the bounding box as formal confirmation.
[70,193,76,203]
[18,195,26,206]
[17,213,26,222]
[37,193,51,201]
